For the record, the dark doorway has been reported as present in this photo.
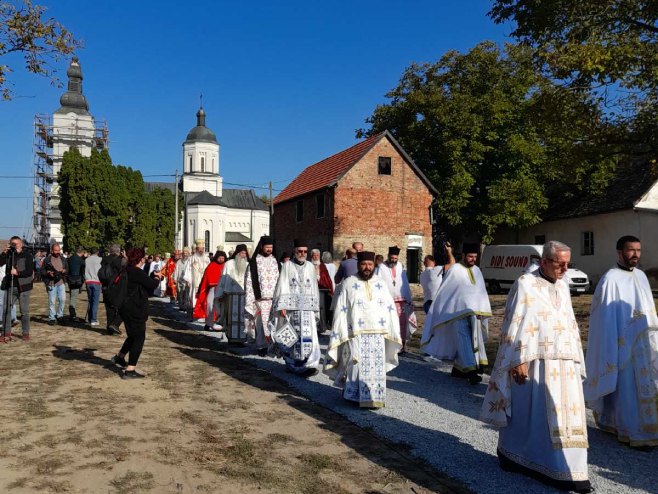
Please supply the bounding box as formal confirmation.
[406,248,420,283]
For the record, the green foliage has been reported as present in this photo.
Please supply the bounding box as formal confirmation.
[58,148,180,252]
[489,1,658,95]
[0,1,81,100]
[358,41,615,242]
[489,0,658,158]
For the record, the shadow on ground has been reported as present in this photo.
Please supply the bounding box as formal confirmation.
[153,326,473,494]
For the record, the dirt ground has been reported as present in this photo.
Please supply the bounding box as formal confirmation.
[0,284,465,494]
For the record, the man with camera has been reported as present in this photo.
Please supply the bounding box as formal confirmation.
[41,243,68,326]
[0,236,34,342]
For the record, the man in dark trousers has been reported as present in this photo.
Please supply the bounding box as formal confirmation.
[67,246,86,321]
[0,236,34,342]
[101,243,126,335]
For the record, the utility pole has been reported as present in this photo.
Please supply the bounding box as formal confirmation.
[174,169,179,249]
[269,180,273,235]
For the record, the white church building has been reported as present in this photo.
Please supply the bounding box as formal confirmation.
[175,107,270,252]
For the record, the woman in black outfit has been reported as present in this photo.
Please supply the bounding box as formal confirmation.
[111,247,162,379]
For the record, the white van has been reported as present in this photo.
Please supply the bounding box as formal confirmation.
[480,245,590,295]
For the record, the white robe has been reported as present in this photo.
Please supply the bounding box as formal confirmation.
[272,260,320,374]
[421,263,491,370]
[376,261,416,340]
[188,253,210,315]
[481,271,589,486]
[174,257,191,308]
[215,258,248,342]
[325,274,402,407]
[584,265,658,446]
[244,254,280,349]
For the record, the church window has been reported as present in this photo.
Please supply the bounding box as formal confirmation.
[188,155,192,172]
[316,193,325,218]
[201,156,205,172]
[205,230,210,252]
[378,156,392,175]
[295,200,304,222]
[581,231,594,256]
[212,158,215,171]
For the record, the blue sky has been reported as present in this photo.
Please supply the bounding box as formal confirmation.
[0,0,511,240]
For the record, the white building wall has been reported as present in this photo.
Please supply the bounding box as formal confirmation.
[182,140,222,195]
[495,209,658,287]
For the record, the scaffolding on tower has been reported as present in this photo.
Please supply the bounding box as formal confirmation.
[32,113,109,247]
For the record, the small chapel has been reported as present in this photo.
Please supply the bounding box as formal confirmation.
[176,106,270,252]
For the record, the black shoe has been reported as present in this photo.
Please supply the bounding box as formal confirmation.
[257,348,268,357]
[450,367,468,379]
[107,325,122,336]
[48,319,56,326]
[301,368,319,378]
[56,317,65,325]
[203,325,212,331]
[468,371,483,385]
[111,355,128,368]
[121,370,145,379]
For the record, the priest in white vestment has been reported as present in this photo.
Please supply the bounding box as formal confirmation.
[376,246,415,351]
[215,244,249,343]
[481,241,592,493]
[174,247,191,311]
[421,243,491,384]
[187,239,210,320]
[272,239,321,377]
[584,235,658,448]
[325,251,402,408]
[245,236,280,356]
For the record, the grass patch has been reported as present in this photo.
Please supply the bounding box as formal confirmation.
[109,470,155,493]
[16,395,57,419]
[266,432,297,445]
[300,453,335,472]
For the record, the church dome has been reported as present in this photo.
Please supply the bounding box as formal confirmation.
[185,107,217,143]
[55,57,90,115]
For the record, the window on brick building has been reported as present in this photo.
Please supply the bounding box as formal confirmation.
[581,231,594,256]
[378,156,392,175]
[295,200,304,222]
[316,193,325,218]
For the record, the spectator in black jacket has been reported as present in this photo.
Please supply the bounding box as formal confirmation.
[41,243,69,325]
[101,244,125,335]
[111,247,162,379]
[67,246,86,321]
[0,236,34,341]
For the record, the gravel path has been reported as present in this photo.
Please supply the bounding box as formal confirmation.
[167,304,657,494]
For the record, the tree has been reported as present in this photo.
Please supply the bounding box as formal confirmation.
[489,0,657,95]
[489,0,658,156]
[1,0,81,100]
[358,42,615,242]
[59,147,180,252]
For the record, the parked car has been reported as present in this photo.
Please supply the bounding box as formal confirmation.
[481,244,590,295]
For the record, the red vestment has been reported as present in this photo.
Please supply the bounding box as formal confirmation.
[163,258,178,298]
[193,261,224,320]
[318,263,334,296]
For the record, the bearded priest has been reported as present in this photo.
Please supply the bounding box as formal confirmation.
[325,251,402,408]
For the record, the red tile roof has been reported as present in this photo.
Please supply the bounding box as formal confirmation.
[274,132,386,205]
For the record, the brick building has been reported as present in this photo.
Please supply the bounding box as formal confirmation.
[273,131,437,282]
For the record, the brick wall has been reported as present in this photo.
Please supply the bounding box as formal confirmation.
[333,138,433,261]
[273,189,334,256]
[273,136,434,267]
